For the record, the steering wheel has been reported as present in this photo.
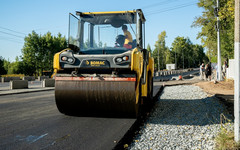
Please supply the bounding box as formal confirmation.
[115,35,125,47]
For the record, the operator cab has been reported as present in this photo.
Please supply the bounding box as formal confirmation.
[68,10,145,54]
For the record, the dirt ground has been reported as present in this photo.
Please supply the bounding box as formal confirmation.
[160,75,234,99]
[194,79,234,96]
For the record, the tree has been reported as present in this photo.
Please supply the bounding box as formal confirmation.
[192,44,209,66]
[152,31,170,70]
[1,57,24,74]
[21,31,67,75]
[146,44,152,53]
[3,59,10,74]
[7,57,20,74]
[171,37,208,69]
[192,0,234,62]
[171,37,190,69]
[0,56,7,75]
[218,0,234,60]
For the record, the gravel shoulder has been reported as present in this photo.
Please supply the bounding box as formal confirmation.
[129,85,233,150]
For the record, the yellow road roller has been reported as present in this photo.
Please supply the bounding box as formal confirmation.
[53,9,154,117]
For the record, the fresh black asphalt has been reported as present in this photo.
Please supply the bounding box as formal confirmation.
[0,91,136,150]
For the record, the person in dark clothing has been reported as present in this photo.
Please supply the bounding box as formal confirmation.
[205,63,212,81]
[205,64,209,80]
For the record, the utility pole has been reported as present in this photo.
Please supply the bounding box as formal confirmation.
[175,49,177,69]
[216,0,222,81]
[158,47,160,71]
[234,0,240,143]
[182,49,184,69]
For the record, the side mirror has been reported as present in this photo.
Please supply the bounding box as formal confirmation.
[68,44,80,53]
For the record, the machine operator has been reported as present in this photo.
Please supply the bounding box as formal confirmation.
[122,25,133,49]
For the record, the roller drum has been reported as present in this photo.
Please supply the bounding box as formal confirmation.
[55,77,139,117]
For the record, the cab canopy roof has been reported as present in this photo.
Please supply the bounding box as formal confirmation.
[75,9,145,27]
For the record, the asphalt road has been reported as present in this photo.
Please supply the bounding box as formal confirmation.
[0,91,136,150]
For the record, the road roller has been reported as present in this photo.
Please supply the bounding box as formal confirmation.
[53,9,154,117]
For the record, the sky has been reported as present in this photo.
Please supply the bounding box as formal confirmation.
[0,0,203,62]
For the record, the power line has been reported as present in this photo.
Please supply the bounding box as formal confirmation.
[142,0,181,9]
[0,38,23,44]
[145,2,197,16]
[0,36,24,42]
[145,2,196,14]
[0,26,26,35]
[0,30,25,38]
[0,35,24,43]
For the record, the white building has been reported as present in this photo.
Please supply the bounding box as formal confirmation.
[166,64,176,70]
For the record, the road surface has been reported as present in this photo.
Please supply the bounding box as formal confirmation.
[0,91,135,150]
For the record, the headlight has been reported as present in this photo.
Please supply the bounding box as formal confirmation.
[116,57,123,62]
[67,58,74,63]
[115,55,130,64]
[61,56,75,64]
[122,56,129,61]
[61,56,68,61]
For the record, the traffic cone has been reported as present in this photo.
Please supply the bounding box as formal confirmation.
[179,75,182,80]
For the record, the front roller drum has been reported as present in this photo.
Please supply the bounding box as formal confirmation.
[55,77,140,117]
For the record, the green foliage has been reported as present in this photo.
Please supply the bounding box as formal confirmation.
[2,57,24,75]
[171,36,207,69]
[3,59,10,74]
[192,0,234,62]
[21,31,67,75]
[215,127,236,150]
[219,0,234,60]
[215,114,239,150]
[152,31,172,70]
[0,56,7,75]
[152,32,208,70]
[146,44,152,53]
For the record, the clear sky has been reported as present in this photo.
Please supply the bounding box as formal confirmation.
[0,0,203,62]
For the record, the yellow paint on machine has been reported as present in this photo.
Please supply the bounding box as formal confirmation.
[52,49,69,78]
[141,55,154,97]
[131,49,154,98]
[131,48,143,104]
[81,10,136,15]
[148,53,155,77]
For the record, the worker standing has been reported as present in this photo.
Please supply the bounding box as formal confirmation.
[200,63,205,80]
[222,61,228,79]
[122,25,133,49]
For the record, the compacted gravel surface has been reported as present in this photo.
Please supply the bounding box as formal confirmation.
[129,85,233,150]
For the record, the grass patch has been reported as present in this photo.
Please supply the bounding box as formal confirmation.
[215,127,239,150]
[215,114,240,150]
[1,74,25,79]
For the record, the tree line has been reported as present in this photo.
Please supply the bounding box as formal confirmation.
[0,31,67,76]
[148,31,208,70]
[148,0,234,70]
